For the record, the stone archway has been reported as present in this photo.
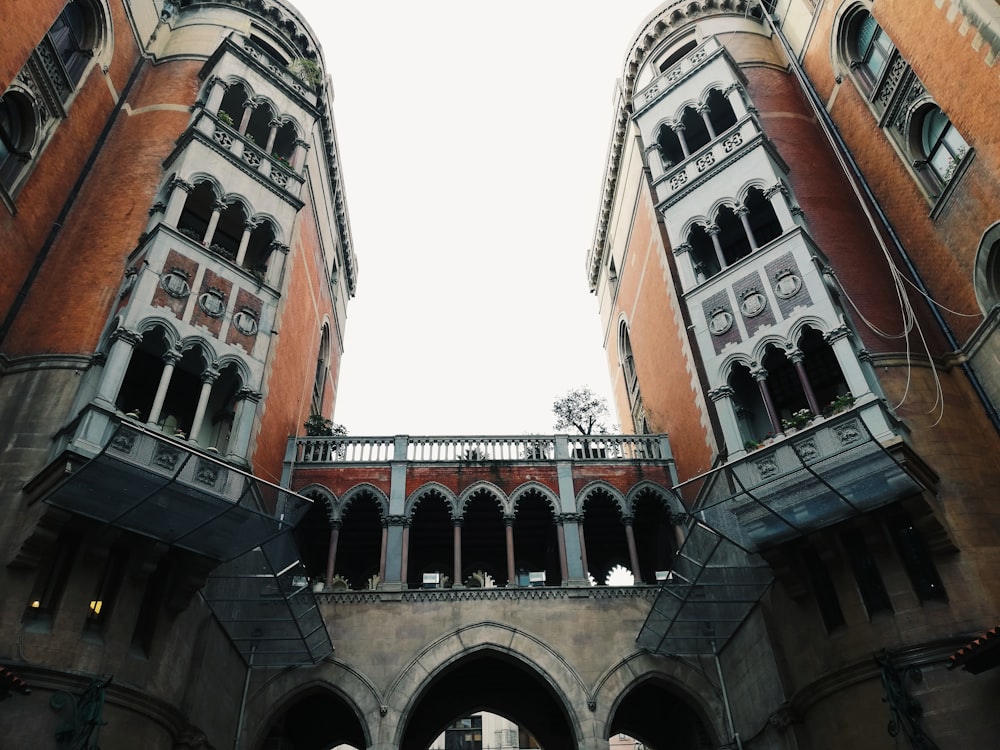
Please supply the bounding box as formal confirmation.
[253,683,370,750]
[608,676,719,749]
[397,647,577,750]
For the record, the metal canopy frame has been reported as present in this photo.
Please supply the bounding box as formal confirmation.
[41,422,332,667]
[637,519,772,656]
[203,532,334,667]
[42,423,311,562]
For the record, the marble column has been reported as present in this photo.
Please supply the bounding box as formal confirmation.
[147,348,182,426]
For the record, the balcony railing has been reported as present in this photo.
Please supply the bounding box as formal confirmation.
[291,433,673,465]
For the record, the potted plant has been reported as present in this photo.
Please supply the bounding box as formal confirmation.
[825,392,855,416]
[744,439,760,451]
[217,110,234,126]
[781,409,813,433]
[288,57,323,88]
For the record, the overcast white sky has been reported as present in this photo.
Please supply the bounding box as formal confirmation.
[291,1,660,436]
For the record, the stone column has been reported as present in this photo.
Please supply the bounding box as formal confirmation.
[227,388,261,461]
[670,512,688,552]
[752,366,782,434]
[706,223,727,270]
[788,347,822,416]
[203,76,229,114]
[623,515,641,584]
[737,205,758,251]
[203,200,226,246]
[238,98,256,135]
[697,103,717,139]
[825,326,871,397]
[452,519,463,588]
[504,517,515,586]
[188,368,220,443]
[381,520,391,585]
[235,219,258,267]
[147,348,182,426]
[264,118,280,153]
[95,327,143,407]
[163,178,192,227]
[392,518,410,586]
[555,521,569,584]
[765,183,796,231]
[324,520,342,588]
[674,122,691,158]
[577,519,590,583]
[708,385,745,456]
[265,242,289,288]
[292,139,310,171]
[724,83,749,119]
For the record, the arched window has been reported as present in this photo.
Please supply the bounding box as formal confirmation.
[0,91,37,190]
[716,204,752,266]
[311,324,331,415]
[745,187,782,247]
[799,326,848,412]
[729,362,771,446]
[245,101,275,148]
[657,39,696,74]
[917,106,969,187]
[218,83,249,131]
[619,321,637,396]
[704,88,737,137]
[271,120,297,163]
[243,219,276,272]
[211,201,246,259]
[679,105,710,154]
[177,181,217,242]
[687,223,721,281]
[850,11,894,86]
[48,1,99,89]
[656,123,684,168]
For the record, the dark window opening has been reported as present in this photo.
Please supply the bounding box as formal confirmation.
[679,106,710,154]
[271,121,297,163]
[852,12,894,85]
[245,101,274,149]
[581,490,629,586]
[762,345,808,420]
[211,201,246,258]
[131,557,171,657]
[799,326,849,410]
[919,107,969,187]
[705,88,737,136]
[84,547,127,636]
[312,324,331,415]
[24,535,80,629]
[730,362,771,444]
[656,124,684,168]
[802,546,845,632]
[199,363,242,451]
[886,515,947,602]
[687,223,721,280]
[244,220,276,272]
[0,92,36,190]
[249,34,288,65]
[218,82,249,130]
[841,528,893,616]
[513,490,560,587]
[658,40,697,73]
[116,327,170,419]
[745,187,782,247]
[48,0,97,89]
[177,181,216,242]
[716,204,752,266]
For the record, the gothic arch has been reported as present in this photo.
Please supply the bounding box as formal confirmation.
[215,354,251,385]
[457,481,508,516]
[298,484,337,520]
[624,480,683,516]
[750,333,793,365]
[339,483,389,522]
[135,317,181,349]
[972,221,1000,312]
[509,482,560,517]
[405,482,459,518]
[787,315,835,344]
[593,651,725,747]
[578,481,627,518]
[387,623,587,748]
[177,336,217,369]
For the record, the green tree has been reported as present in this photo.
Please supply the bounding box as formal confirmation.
[552,387,611,435]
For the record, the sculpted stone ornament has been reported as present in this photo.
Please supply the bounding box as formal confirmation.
[708,307,734,335]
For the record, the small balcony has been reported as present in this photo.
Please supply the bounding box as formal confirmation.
[699,402,927,552]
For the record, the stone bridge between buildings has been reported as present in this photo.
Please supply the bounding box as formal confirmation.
[239,434,738,750]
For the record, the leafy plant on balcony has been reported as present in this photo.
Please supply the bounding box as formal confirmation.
[210,243,236,261]
[217,110,234,126]
[304,414,347,437]
[272,153,292,169]
[781,409,814,432]
[825,392,855,416]
[288,57,323,88]
[458,446,491,463]
[178,226,201,241]
[744,439,760,451]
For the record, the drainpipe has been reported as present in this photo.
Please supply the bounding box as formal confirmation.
[757,3,1000,437]
[713,641,743,750]
[233,641,257,750]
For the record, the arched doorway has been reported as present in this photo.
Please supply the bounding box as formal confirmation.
[608,678,717,749]
[399,650,576,750]
[257,687,367,750]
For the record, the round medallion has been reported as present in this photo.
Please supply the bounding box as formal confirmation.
[198,290,226,317]
[708,308,733,336]
[774,272,802,299]
[741,291,767,318]
[233,309,258,336]
[161,270,190,299]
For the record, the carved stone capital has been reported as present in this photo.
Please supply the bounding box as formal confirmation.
[201,367,220,385]
[824,325,852,344]
[170,176,193,193]
[236,388,263,403]
[162,348,183,366]
[785,346,804,364]
[386,514,408,526]
[148,201,167,216]
[111,327,143,347]
[750,366,769,382]
[705,223,721,236]
[672,241,692,256]
[558,512,581,524]
[708,385,735,402]
[211,200,228,214]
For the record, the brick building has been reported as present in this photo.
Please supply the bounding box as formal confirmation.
[590,0,1000,747]
[0,0,354,746]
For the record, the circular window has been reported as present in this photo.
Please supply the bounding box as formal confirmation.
[161,270,190,299]
[233,309,258,336]
[198,290,226,317]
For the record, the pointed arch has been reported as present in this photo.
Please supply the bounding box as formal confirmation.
[339,483,389,522]
[509,482,560,517]
[577,481,627,517]
[457,481,508,516]
[624,480,683,516]
[298,484,337,521]
[405,482,459,518]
